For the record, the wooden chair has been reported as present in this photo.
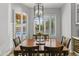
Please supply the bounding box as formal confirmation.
[66,39,71,48]
[61,36,63,44]
[44,46,63,56]
[43,34,49,40]
[33,34,43,42]
[20,46,39,56]
[33,34,37,39]
[13,37,21,47]
[62,38,71,56]
[61,36,66,44]
[17,36,21,43]
[61,36,71,48]
[13,39,19,47]
[14,51,22,56]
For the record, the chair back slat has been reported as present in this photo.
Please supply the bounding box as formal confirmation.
[67,39,71,48]
[44,46,63,56]
[20,46,39,56]
[13,36,21,47]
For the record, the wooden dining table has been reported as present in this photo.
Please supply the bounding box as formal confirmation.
[14,39,69,56]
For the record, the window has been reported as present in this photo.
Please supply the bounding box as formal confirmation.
[50,16,56,36]
[34,15,56,37]
[34,17,40,34]
[76,3,79,24]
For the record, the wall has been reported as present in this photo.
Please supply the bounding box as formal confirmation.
[0,3,11,55]
[0,3,69,55]
[71,3,79,37]
[61,3,71,52]
[0,3,31,55]
[29,8,62,39]
[61,3,71,38]
[71,3,79,52]
[10,3,32,51]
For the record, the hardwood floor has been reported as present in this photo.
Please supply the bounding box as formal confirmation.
[9,52,75,56]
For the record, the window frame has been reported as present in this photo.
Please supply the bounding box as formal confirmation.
[33,15,56,37]
[76,3,79,24]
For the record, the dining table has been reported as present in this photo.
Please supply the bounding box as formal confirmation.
[14,38,69,56]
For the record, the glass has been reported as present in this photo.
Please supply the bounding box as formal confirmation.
[34,18,40,33]
[16,27,21,35]
[23,26,26,34]
[16,13,21,24]
[77,4,79,23]
[45,16,50,34]
[51,16,55,35]
[23,15,27,23]
[34,16,56,37]
[16,13,21,36]
[40,18,44,33]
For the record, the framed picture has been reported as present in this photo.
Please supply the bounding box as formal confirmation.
[76,3,79,24]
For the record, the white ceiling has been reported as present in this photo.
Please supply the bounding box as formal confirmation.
[24,3,65,8]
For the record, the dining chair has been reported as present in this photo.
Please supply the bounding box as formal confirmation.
[62,38,71,56]
[14,50,22,56]
[61,36,66,44]
[61,36,71,48]
[61,36,63,44]
[43,34,49,40]
[62,38,71,48]
[33,34,37,39]
[20,46,39,56]
[13,39,19,47]
[18,36,21,43]
[13,37,21,47]
[33,34,44,42]
[66,38,71,48]
[44,46,63,56]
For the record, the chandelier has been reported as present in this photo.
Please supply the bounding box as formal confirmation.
[34,3,44,18]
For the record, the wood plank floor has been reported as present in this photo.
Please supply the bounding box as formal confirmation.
[9,52,76,56]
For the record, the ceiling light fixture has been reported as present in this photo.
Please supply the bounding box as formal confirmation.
[34,3,44,18]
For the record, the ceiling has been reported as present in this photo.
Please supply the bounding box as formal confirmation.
[24,3,65,8]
